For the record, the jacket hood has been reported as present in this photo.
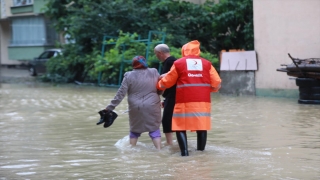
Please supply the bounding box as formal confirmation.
[181,40,201,57]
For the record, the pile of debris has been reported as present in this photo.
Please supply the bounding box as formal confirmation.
[277,54,320,79]
[277,54,320,104]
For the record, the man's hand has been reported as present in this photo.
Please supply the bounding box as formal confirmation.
[159,73,167,80]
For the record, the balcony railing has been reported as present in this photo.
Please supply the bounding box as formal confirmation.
[13,0,33,7]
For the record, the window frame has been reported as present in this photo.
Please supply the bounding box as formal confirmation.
[13,0,33,7]
[10,16,58,46]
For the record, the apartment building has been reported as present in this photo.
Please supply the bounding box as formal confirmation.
[0,0,58,66]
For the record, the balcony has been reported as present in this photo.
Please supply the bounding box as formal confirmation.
[11,0,33,14]
[13,0,33,7]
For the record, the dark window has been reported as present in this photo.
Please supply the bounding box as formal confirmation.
[38,51,55,59]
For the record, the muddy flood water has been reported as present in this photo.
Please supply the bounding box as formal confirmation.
[0,82,319,180]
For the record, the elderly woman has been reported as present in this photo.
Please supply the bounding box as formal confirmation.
[105,56,162,150]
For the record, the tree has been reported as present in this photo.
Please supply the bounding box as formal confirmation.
[211,0,254,52]
[43,0,253,82]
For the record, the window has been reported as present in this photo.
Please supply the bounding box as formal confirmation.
[13,0,33,6]
[38,51,55,59]
[10,16,58,46]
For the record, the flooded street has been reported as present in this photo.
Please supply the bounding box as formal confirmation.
[0,82,319,180]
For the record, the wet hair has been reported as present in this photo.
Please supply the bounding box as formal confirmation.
[154,44,170,53]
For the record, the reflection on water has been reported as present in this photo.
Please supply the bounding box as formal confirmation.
[0,83,319,179]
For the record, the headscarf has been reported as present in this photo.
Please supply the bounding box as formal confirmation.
[132,56,148,69]
[181,40,201,57]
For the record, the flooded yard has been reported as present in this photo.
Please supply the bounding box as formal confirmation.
[0,82,319,179]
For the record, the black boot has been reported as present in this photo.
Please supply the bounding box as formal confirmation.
[96,110,106,125]
[197,130,207,151]
[176,131,189,156]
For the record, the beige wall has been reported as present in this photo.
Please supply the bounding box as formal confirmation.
[254,0,320,90]
[1,20,21,65]
[1,0,13,18]
[1,20,20,65]
[1,0,19,65]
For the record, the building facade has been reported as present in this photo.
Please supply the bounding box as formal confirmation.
[0,0,58,66]
[254,0,320,97]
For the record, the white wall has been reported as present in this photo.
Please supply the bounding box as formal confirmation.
[254,0,320,90]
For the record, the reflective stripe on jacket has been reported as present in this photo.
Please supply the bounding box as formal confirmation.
[157,56,221,131]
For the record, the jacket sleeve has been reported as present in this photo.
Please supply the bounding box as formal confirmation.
[106,72,129,110]
[153,68,163,95]
[156,65,179,90]
[209,65,222,92]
